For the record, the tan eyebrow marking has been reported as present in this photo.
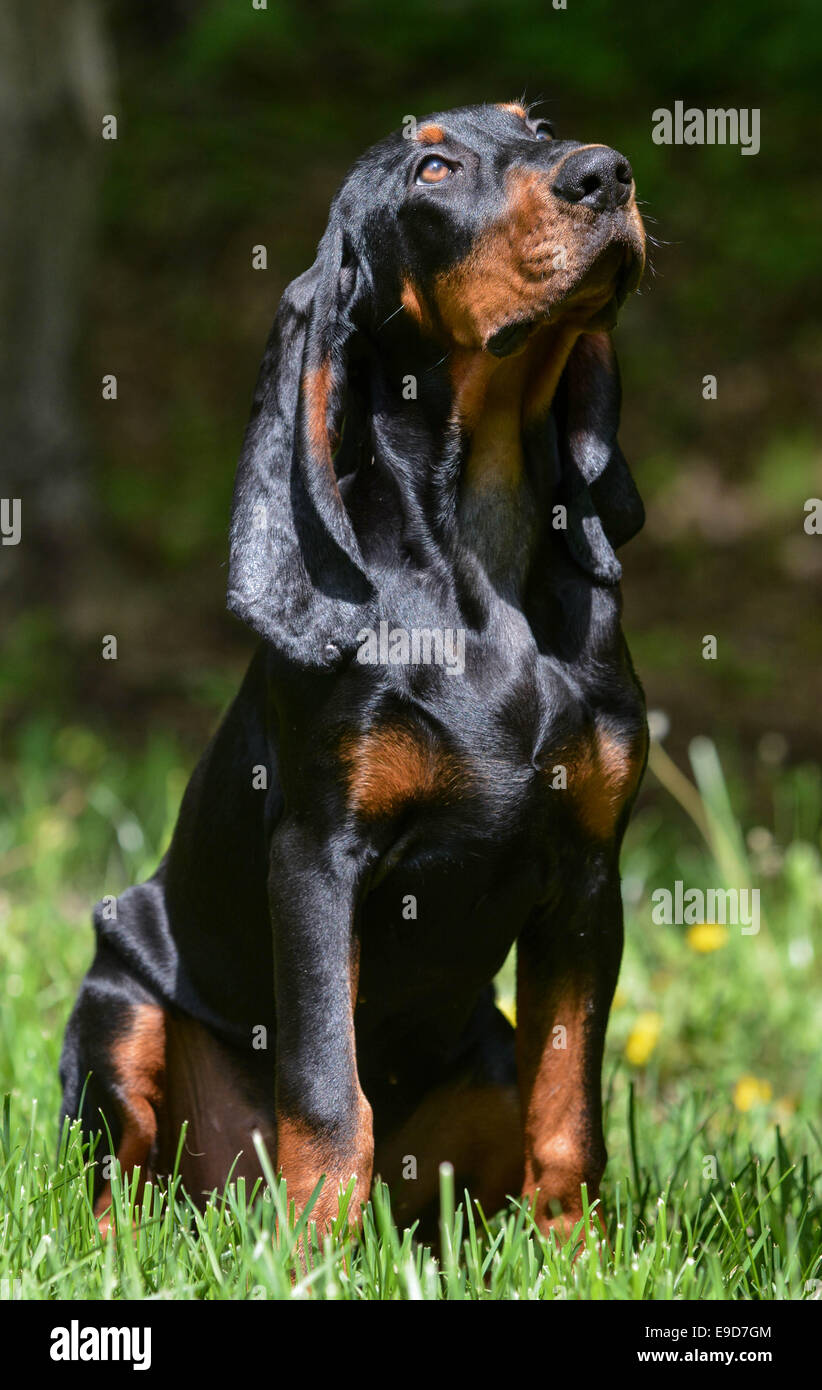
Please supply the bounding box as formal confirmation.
[499,102,527,119]
[416,123,445,144]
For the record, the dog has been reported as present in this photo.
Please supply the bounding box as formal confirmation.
[60,100,648,1242]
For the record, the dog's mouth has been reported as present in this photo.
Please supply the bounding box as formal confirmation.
[486,243,643,358]
[486,320,536,357]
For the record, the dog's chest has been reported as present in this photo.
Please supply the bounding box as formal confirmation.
[352,643,646,1031]
[345,615,646,854]
[465,653,645,844]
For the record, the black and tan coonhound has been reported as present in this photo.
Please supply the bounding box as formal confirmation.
[61,101,649,1241]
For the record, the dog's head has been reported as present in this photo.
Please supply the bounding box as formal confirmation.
[384,102,645,353]
[228,103,647,666]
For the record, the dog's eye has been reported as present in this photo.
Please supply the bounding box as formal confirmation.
[416,156,455,185]
[533,121,555,141]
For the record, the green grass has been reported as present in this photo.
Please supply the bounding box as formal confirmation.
[1,715,821,1299]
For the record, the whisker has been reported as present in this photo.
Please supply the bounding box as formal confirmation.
[376,302,407,331]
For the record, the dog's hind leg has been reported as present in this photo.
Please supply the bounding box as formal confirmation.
[372,999,523,1235]
[59,945,166,1234]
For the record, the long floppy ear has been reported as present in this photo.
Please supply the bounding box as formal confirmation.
[227,222,374,668]
[554,332,644,585]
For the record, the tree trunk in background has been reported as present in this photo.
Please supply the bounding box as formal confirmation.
[0,0,112,601]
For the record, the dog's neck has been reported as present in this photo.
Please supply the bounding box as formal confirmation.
[450,325,581,593]
[356,322,582,598]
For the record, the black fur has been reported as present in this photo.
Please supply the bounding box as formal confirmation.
[61,102,649,1233]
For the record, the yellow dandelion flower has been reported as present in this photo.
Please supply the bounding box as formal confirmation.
[625,1011,662,1066]
[687,922,729,953]
[733,1075,773,1112]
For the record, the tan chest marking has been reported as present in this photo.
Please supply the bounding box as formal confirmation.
[564,727,646,840]
[341,724,466,820]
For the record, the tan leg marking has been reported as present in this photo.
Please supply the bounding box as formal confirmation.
[516,974,604,1241]
[94,1003,166,1233]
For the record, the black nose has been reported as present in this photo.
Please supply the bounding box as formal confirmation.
[552,146,633,211]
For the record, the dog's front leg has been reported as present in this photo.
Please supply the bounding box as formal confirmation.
[516,858,624,1244]
[268,820,373,1232]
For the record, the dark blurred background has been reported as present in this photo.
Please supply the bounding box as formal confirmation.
[2,0,820,774]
